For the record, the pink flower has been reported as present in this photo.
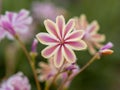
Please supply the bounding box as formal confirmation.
[36,15,87,67]
[37,58,79,86]
[32,2,67,21]
[0,72,31,90]
[0,9,32,40]
[74,14,105,55]
[37,58,58,82]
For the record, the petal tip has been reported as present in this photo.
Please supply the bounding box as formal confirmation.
[54,58,63,68]
[36,33,40,41]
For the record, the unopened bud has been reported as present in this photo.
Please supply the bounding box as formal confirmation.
[99,42,113,56]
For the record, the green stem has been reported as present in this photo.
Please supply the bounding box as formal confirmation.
[15,35,41,90]
[68,53,100,82]
[78,53,100,74]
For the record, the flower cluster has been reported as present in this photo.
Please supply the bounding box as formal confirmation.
[36,15,113,89]
[0,72,31,90]
[0,9,32,41]
[0,6,114,90]
[37,57,79,88]
[74,14,105,55]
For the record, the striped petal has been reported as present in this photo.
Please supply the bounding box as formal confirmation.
[79,14,88,29]
[86,41,96,55]
[74,17,81,30]
[63,19,75,37]
[42,45,58,58]
[63,45,76,63]
[65,30,84,41]
[36,33,58,45]
[65,40,87,50]
[0,28,6,40]
[87,21,99,34]
[6,12,15,22]
[56,15,65,38]
[54,45,64,68]
[91,34,105,42]
[17,9,29,21]
[44,19,59,39]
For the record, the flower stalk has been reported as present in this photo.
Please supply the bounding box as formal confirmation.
[78,53,100,75]
[14,35,41,90]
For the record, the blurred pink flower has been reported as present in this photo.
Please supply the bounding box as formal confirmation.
[37,57,79,86]
[0,72,31,90]
[36,15,87,67]
[37,58,58,82]
[0,9,32,41]
[32,2,67,21]
[74,14,105,55]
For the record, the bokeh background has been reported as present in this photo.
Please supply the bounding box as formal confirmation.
[0,0,120,90]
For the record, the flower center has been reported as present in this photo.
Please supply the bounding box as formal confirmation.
[59,39,65,45]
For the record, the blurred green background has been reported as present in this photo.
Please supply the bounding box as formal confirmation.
[0,0,120,90]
